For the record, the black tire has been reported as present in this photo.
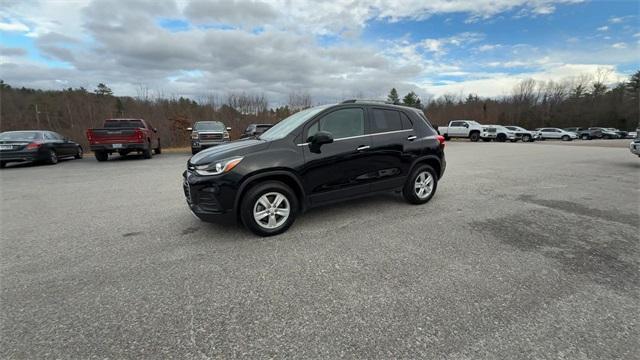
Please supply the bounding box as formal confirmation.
[240,181,298,237]
[561,135,570,141]
[469,132,480,142]
[496,133,507,142]
[154,139,162,154]
[443,134,450,141]
[522,134,532,142]
[95,151,108,162]
[74,146,83,159]
[0,161,6,169]
[581,134,590,140]
[403,164,438,205]
[143,141,153,159]
[191,148,199,155]
[46,149,58,164]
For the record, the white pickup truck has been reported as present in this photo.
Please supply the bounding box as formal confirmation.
[437,120,483,142]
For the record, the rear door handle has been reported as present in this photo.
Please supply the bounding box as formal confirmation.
[356,145,370,151]
[407,135,417,141]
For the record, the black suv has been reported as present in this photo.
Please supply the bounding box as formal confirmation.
[183,101,446,236]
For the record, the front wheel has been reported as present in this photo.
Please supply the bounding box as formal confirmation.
[562,135,570,141]
[240,181,298,237]
[496,133,507,142]
[522,134,532,142]
[403,164,438,205]
[581,134,590,140]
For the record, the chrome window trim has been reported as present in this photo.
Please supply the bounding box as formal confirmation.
[296,129,413,146]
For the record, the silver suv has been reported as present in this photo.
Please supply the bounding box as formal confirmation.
[188,121,231,154]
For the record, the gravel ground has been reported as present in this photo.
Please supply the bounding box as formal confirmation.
[1,141,638,359]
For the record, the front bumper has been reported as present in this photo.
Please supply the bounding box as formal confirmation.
[182,169,239,223]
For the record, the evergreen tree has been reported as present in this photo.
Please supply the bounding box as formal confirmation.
[95,83,113,96]
[402,91,419,106]
[387,88,399,103]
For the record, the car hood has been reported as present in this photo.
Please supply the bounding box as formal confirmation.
[189,139,269,165]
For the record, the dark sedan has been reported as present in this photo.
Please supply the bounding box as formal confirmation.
[0,130,83,168]
[240,124,274,139]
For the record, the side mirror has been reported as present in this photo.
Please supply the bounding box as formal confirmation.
[153,128,158,133]
[63,137,69,142]
[309,131,334,153]
[226,127,232,131]
[464,124,469,128]
[186,127,193,131]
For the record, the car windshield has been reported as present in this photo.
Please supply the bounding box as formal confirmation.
[259,105,330,141]
[194,122,224,131]
[105,120,144,128]
[0,131,42,140]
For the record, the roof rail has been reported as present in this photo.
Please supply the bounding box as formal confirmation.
[341,99,400,105]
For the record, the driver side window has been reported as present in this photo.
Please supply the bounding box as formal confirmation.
[307,108,364,141]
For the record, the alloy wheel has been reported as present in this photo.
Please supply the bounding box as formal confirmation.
[414,171,434,199]
[253,192,290,229]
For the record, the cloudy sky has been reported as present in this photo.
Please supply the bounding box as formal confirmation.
[1,0,639,104]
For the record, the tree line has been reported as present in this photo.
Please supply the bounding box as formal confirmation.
[0,70,638,149]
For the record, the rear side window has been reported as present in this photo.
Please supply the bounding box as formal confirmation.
[370,109,403,133]
[307,108,364,140]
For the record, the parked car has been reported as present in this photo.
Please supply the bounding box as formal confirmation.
[0,130,83,168]
[188,121,231,154]
[588,127,620,139]
[536,128,577,141]
[504,126,538,142]
[480,125,517,142]
[240,124,273,139]
[437,120,483,142]
[86,118,160,161]
[603,128,628,139]
[183,100,446,236]
[564,127,602,140]
[630,138,640,157]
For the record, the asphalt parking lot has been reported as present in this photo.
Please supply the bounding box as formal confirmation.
[1,141,638,358]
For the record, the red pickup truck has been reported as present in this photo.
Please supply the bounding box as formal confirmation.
[86,119,161,161]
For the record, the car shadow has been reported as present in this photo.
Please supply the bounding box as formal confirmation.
[1,158,77,169]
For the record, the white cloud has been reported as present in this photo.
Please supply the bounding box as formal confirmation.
[597,25,608,31]
[0,20,29,32]
[611,42,627,49]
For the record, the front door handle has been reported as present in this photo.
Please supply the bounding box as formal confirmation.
[356,145,370,151]
[407,135,417,141]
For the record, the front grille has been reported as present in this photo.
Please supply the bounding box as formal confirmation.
[200,133,223,140]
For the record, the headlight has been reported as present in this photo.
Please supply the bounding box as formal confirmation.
[223,132,230,139]
[191,133,199,140]
[194,157,243,176]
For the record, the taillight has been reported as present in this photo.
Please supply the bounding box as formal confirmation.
[86,130,93,142]
[436,135,445,149]
[26,141,43,150]
[136,130,144,142]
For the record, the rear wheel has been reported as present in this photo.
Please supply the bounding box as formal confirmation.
[496,133,507,142]
[581,134,590,140]
[74,146,83,159]
[403,164,438,205]
[154,139,162,154]
[143,141,153,159]
[95,151,108,162]
[47,149,58,164]
[0,161,6,168]
[443,134,450,141]
[469,132,480,142]
[240,181,298,237]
